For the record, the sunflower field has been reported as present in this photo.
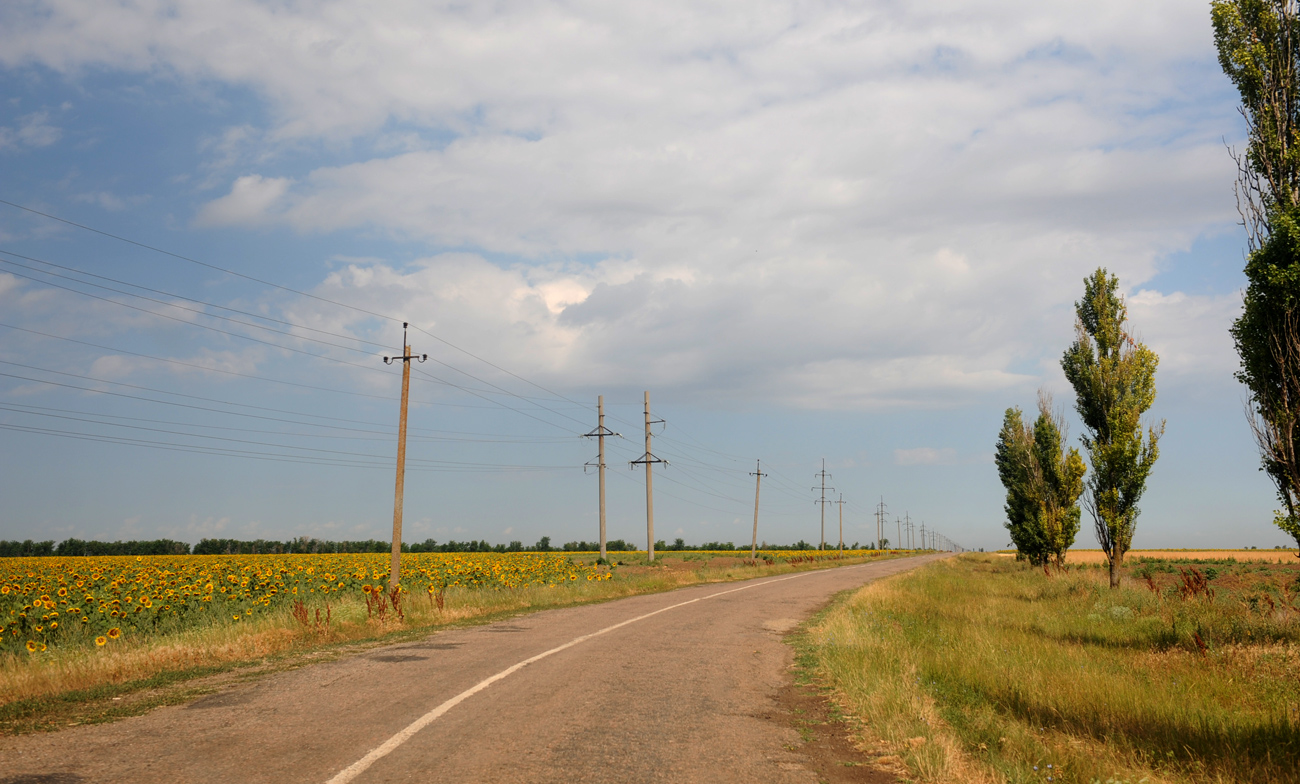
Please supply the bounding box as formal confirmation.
[0,552,607,654]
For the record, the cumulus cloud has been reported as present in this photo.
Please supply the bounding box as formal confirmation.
[0,0,1251,408]
[195,174,292,226]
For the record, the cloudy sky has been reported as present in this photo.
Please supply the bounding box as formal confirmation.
[0,0,1282,552]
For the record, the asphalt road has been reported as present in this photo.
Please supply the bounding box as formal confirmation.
[1,555,944,784]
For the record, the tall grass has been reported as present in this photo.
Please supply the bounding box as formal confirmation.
[807,554,1300,784]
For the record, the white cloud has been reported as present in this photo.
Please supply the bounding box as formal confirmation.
[0,111,61,150]
[195,174,292,226]
[894,447,958,466]
[0,0,1250,408]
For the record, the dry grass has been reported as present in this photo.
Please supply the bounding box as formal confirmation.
[0,551,899,719]
[1059,549,1296,564]
[806,554,1300,784]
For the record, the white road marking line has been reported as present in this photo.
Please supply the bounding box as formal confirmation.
[325,564,872,784]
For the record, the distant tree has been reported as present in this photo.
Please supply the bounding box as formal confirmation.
[1061,268,1164,587]
[1214,0,1300,556]
[535,536,552,552]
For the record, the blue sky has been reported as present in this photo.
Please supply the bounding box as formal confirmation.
[0,0,1287,552]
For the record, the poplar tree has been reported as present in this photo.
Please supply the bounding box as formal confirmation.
[1061,269,1164,588]
[996,407,1044,564]
[1214,0,1300,553]
[995,395,1086,568]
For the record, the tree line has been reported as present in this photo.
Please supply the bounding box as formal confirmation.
[0,536,852,557]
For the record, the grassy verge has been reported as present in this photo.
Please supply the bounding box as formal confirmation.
[805,553,1300,784]
[0,550,906,734]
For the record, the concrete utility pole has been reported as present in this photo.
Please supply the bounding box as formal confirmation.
[905,512,913,549]
[836,493,846,554]
[629,391,666,562]
[583,395,619,562]
[750,459,767,560]
[383,323,427,588]
[896,516,902,552]
[812,459,834,551]
[875,497,888,549]
[920,522,927,551]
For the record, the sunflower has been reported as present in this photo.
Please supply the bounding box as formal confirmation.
[106,627,121,639]
[25,640,36,652]
[95,636,107,647]
[57,587,68,597]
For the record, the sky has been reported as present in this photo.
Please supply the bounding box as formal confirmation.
[0,0,1285,553]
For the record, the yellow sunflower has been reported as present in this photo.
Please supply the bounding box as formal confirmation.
[106,627,121,639]
[95,636,107,647]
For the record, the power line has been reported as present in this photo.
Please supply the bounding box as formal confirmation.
[0,422,576,473]
[0,198,397,322]
[0,403,575,470]
[0,361,572,437]
[0,401,570,444]
[0,247,393,349]
[0,254,382,356]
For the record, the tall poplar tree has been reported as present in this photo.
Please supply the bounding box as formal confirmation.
[1214,0,1300,553]
[1061,269,1164,588]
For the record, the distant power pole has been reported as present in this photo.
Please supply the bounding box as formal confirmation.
[812,459,835,551]
[896,516,902,552]
[920,522,927,551]
[750,459,767,560]
[875,497,888,549]
[905,512,914,550]
[630,391,667,562]
[583,395,619,562]
[383,322,427,588]
[836,493,846,554]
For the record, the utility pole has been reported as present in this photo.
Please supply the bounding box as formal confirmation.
[750,459,767,560]
[383,322,427,588]
[812,459,834,551]
[583,395,619,562]
[920,522,927,551]
[876,497,888,549]
[836,493,846,554]
[629,391,666,562]
[896,516,902,552]
[905,512,913,549]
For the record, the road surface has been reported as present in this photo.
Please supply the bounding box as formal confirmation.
[1,554,943,784]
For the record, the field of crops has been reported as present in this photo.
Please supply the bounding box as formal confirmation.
[0,552,609,655]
